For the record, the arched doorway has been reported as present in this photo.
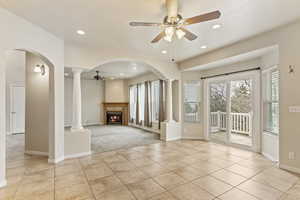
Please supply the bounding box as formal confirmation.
[64,59,173,152]
[0,48,64,188]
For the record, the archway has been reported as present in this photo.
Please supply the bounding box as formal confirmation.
[0,48,64,188]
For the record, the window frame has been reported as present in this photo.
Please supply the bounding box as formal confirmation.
[262,68,279,135]
[183,80,202,123]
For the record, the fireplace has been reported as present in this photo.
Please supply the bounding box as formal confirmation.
[103,102,129,125]
[106,111,123,125]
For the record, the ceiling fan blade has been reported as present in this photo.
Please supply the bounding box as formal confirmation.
[151,31,166,43]
[184,10,221,25]
[129,22,162,27]
[180,28,198,41]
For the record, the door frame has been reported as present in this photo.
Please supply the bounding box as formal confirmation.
[203,70,261,152]
[9,83,25,135]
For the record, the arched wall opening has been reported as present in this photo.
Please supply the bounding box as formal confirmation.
[4,49,55,158]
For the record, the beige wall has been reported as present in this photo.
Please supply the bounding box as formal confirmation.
[127,72,159,86]
[180,20,300,170]
[25,52,49,154]
[105,79,128,103]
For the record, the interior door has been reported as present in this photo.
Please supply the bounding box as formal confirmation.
[11,85,25,134]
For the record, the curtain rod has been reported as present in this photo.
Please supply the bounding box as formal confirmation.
[200,67,261,80]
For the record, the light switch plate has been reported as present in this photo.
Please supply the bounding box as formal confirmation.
[289,106,300,113]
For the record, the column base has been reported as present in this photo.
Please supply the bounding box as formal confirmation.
[70,127,85,132]
[0,179,7,188]
[160,121,181,141]
[65,129,91,159]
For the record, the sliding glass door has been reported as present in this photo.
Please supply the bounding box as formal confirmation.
[209,81,228,143]
[207,71,260,151]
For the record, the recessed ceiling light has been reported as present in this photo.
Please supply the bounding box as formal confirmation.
[64,73,69,76]
[162,50,167,54]
[133,66,137,70]
[201,45,207,49]
[77,30,85,35]
[212,24,221,29]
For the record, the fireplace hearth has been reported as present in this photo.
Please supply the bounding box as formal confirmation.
[107,111,122,125]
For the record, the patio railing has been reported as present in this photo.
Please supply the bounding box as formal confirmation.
[210,111,252,136]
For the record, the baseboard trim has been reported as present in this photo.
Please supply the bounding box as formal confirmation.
[48,156,65,164]
[0,179,7,188]
[279,164,300,174]
[262,152,278,162]
[64,151,91,160]
[181,136,204,140]
[25,150,48,157]
[163,137,181,142]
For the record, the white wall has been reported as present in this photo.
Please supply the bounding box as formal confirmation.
[0,7,65,187]
[180,20,300,171]
[25,52,49,154]
[5,51,25,134]
[64,77,105,126]
[105,79,128,103]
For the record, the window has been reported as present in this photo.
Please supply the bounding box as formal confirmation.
[151,80,160,121]
[184,80,201,122]
[263,69,279,134]
[129,85,137,121]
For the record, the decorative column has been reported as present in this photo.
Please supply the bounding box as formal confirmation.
[167,79,175,122]
[71,69,83,131]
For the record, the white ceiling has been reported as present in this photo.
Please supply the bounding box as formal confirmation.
[65,61,152,79]
[1,0,300,62]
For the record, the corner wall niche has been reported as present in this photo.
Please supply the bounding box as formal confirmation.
[103,102,129,125]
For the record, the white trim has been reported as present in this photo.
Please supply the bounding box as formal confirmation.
[164,136,181,141]
[25,150,48,156]
[262,65,278,74]
[0,179,7,188]
[279,164,300,174]
[181,136,204,140]
[48,156,64,164]
[6,131,12,135]
[262,152,278,162]
[64,151,91,159]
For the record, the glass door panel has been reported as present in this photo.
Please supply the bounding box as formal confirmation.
[209,82,228,143]
[229,79,253,147]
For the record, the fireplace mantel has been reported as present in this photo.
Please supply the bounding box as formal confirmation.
[103,102,129,125]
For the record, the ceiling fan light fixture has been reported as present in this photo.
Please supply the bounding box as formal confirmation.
[164,35,173,42]
[176,29,186,39]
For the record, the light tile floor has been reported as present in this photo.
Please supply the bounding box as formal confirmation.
[2,137,300,200]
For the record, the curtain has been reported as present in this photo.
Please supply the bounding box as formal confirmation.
[158,80,165,129]
[135,84,139,125]
[144,81,152,127]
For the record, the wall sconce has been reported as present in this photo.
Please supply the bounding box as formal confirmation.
[34,64,46,76]
[289,65,295,74]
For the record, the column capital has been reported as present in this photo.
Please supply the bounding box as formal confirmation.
[72,68,83,74]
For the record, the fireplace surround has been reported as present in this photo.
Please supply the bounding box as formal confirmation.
[103,102,129,125]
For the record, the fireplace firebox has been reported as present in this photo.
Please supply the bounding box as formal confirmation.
[106,111,122,125]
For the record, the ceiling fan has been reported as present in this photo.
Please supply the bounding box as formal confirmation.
[129,0,221,43]
[93,71,105,80]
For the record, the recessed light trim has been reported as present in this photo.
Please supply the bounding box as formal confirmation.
[212,24,221,29]
[77,30,85,35]
[162,50,167,54]
[201,45,207,49]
